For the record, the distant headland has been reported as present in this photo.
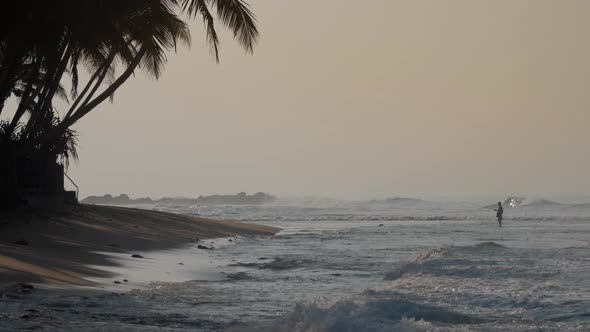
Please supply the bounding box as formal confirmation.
[81,192,278,206]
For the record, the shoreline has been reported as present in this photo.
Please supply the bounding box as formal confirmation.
[0,204,280,289]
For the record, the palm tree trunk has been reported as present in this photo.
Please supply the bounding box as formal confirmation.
[68,47,147,125]
[77,52,117,111]
[25,42,73,135]
[0,43,23,117]
[63,52,115,120]
[31,40,69,115]
[7,57,42,134]
[36,41,73,113]
[18,47,147,157]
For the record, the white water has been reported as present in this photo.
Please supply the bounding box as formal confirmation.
[1,197,589,331]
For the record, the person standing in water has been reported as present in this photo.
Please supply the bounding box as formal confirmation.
[494,202,504,227]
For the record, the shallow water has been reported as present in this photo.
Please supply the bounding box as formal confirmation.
[1,198,590,331]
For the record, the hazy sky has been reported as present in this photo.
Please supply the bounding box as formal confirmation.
[63,0,590,200]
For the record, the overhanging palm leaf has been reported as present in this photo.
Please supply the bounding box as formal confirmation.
[210,0,258,52]
[180,0,258,61]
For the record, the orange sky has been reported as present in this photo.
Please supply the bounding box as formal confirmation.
[54,0,590,199]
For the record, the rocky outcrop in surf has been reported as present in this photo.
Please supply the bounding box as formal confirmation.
[82,192,277,206]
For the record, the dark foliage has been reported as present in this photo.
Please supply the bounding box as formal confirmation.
[0,1,258,207]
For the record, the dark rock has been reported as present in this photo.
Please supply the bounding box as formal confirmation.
[197,245,212,250]
[194,192,277,205]
[330,273,343,276]
[123,279,128,282]
[1,284,34,296]
[114,281,121,284]
[178,263,184,265]
[131,254,143,258]
[378,224,384,227]
[12,284,34,294]
[81,194,133,205]
[82,192,276,206]
[15,239,29,246]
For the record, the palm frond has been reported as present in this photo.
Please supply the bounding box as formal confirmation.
[210,0,258,52]
[181,0,220,61]
[180,0,258,60]
[70,49,80,97]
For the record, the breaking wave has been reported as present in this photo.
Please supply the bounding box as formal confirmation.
[236,296,478,332]
[385,242,508,281]
[229,257,313,271]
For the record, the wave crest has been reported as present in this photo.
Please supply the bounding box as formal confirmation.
[230,257,312,271]
[237,296,477,332]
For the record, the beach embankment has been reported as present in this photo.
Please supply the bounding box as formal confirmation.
[0,204,280,287]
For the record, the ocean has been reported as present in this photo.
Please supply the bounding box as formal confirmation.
[2,197,589,331]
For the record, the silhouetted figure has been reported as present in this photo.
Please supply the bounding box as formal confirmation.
[494,202,503,227]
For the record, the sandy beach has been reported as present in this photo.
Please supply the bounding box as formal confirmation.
[0,204,280,288]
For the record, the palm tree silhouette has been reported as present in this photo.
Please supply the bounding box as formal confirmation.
[0,0,259,207]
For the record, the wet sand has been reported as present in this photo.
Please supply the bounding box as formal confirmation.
[0,204,279,287]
